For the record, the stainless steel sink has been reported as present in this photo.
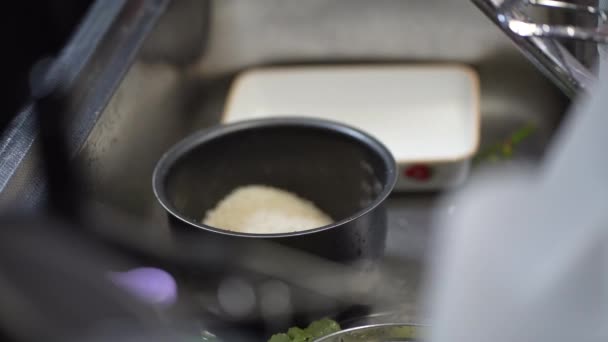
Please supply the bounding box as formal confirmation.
[75,0,568,323]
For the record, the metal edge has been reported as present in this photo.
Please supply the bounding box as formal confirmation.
[0,0,170,205]
[470,0,582,98]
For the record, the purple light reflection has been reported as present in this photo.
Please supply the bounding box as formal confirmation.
[109,267,177,306]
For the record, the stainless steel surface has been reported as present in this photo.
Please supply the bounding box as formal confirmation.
[500,0,607,41]
[530,0,606,20]
[472,0,603,97]
[0,0,170,208]
[139,0,210,65]
[338,310,421,328]
[76,0,568,322]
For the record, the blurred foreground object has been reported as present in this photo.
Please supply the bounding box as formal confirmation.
[426,57,608,341]
[0,218,186,342]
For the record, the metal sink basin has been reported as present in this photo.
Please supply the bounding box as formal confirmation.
[74,0,568,323]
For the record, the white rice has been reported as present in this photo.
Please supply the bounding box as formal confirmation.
[202,185,333,234]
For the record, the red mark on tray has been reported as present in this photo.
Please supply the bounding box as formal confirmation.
[404,164,432,181]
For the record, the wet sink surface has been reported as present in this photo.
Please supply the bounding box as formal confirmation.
[75,0,569,324]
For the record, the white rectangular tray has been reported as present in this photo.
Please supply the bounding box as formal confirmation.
[223,65,480,190]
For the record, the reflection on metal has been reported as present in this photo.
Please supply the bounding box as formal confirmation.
[472,0,606,97]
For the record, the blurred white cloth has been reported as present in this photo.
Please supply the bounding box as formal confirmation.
[426,60,608,342]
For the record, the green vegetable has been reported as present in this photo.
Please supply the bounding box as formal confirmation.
[268,333,292,342]
[305,319,341,339]
[474,123,536,164]
[268,318,341,342]
[288,327,308,342]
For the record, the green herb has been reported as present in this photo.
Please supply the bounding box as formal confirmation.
[474,123,536,164]
[268,318,341,342]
